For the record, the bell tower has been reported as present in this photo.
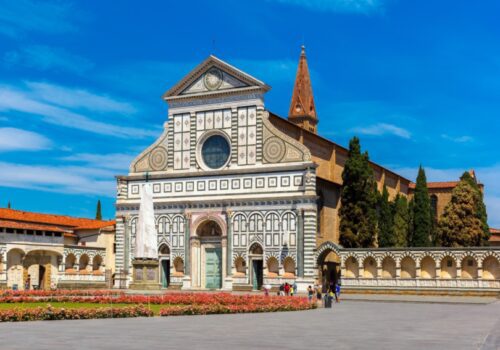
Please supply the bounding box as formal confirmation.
[288,45,318,134]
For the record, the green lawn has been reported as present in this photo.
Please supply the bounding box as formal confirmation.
[0,302,165,314]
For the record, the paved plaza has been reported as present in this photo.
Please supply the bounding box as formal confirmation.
[0,299,499,350]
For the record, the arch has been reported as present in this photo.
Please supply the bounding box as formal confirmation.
[234,256,246,276]
[192,215,226,236]
[440,256,456,279]
[249,242,263,255]
[173,257,184,276]
[65,253,76,272]
[266,256,279,277]
[283,256,296,277]
[196,220,223,237]
[158,244,170,255]
[92,255,103,273]
[79,254,89,273]
[400,256,416,278]
[316,241,342,265]
[363,256,377,278]
[420,256,436,278]
[382,256,396,278]
[461,256,478,279]
[482,256,499,280]
[345,256,358,278]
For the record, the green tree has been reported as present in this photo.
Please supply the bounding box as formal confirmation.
[95,200,102,220]
[339,137,378,248]
[392,194,409,247]
[411,166,431,246]
[460,171,489,244]
[407,198,414,246]
[377,185,395,247]
[438,179,485,247]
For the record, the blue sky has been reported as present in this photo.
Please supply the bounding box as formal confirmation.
[0,0,499,227]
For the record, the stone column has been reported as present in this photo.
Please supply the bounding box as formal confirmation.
[358,260,364,278]
[456,264,462,279]
[435,263,441,279]
[396,260,401,279]
[297,209,304,278]
[226,211,232,275]
[416,264,421,279]
[184,213,191,275]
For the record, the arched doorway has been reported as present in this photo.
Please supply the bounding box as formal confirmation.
[159,245,170,288]
[249,243,263,290]
[317,243,341,293]
[195,220,223,289]
[22,250,61,290]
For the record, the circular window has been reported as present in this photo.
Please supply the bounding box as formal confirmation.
[201,134,230,169]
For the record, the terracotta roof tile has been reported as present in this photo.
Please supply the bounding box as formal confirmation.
[0,208,115,231]
[0,219,68,233]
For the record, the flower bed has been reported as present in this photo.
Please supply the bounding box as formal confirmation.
[159,298,315,316]
[0,305,153,322]
[0,293,315,309]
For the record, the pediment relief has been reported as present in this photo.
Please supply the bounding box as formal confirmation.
[181,67,248,95]
[163,55,270,100]
[261,112,311,164]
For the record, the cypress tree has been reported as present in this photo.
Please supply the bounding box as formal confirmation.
[95,200,102,220]
[392,194,409,247]
[438,179,484,247]
[460,171,489,244]
[7,201,11,209]
[411,166,431,246]
[377,185,395,247]
[339,137,378,248]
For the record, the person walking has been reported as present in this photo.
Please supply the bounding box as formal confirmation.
[279,283,284,296]
[335,282,341,303]
[315,285,322,305]
[292,282,297,295]
[284,282,290,296]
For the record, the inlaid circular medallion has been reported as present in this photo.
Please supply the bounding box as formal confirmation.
[203,68,223,91]
[263,137,286,163]
[149,147,167,171]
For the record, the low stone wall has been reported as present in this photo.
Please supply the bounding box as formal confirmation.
[317,242,500,292]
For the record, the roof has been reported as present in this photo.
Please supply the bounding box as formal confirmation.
[409,181,459,190]
[0,209,115,231]
[0,219,68,233]
[268,112,412,184]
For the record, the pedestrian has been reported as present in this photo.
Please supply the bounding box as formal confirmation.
[284,282,290,296]
[316,285,322,304]
[335,282,341,303]
[307,285,314,302]
[25,275,31,291]
[292,281,297,295]
[328,288,335,307]
[290,285,294,296]
[279,283,284,296]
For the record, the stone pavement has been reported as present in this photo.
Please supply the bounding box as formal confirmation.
[1,300,499,350]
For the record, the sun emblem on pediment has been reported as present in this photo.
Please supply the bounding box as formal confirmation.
[203,68,223,91]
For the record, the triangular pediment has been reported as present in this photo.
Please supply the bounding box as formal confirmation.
[163,55,270,100]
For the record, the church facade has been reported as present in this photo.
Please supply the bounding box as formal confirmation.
[115,48,499,292]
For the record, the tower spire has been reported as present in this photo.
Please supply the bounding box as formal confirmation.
[288,45,318,133]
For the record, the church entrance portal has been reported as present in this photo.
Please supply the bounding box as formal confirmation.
[249,243,263,290]
[195,220,223,289]
[159,245,170,288]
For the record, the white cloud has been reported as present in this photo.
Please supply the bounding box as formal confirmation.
[441,134,473,143]
[4,45,94,74]
[0,161,115,197]
[270,0,383,13]
[61,153,136,171]
[0,127,52,152]
[0,0,78,37]
[352,123,411,139]
[0,83,157,138]
[394,165,500,228]
[26,82,135,114]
